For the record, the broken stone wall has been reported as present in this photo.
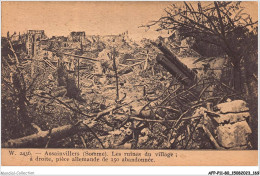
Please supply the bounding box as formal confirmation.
[206,100,252,149]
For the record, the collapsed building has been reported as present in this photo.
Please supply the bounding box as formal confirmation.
[2,28,255,150]
[68,31,86,43]
[26,30,47,57]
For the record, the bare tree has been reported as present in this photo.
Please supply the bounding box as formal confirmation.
[142,1,257,92]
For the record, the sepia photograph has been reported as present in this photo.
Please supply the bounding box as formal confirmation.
[1,1,258,153]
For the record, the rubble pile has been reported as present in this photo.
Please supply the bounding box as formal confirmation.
[1,30,256,150]
[213,100,252,149]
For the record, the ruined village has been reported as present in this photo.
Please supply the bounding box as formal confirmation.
[1,2,258,150]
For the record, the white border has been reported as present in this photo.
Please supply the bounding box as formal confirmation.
[0,0,259,175]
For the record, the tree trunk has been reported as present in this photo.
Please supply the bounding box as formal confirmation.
[232,59,242,92]
[242,54,258,149]
[3,122,95,148]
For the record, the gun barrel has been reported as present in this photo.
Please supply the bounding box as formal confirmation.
[153,42,197,86]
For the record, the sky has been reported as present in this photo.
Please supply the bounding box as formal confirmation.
[1,1,174,41]
[1,1,258,41]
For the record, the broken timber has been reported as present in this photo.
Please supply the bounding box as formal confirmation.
[63,53,98,62]
[43,49,98,62]
[2,101,154,148]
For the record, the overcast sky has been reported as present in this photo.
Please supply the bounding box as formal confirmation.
[1,1,258,41]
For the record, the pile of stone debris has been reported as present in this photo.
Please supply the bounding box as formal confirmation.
[205,100,252,149]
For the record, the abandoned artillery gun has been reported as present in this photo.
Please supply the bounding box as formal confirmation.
[151,42,252,149]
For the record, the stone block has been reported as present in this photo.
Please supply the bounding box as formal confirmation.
[216,121,252,148]
[216,100,249,113]
[214,112,250,124]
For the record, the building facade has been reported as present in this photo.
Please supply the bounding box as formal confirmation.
[26,30,46,57]
[68,31,85,43]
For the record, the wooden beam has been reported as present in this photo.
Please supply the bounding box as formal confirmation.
[42,49,98,62]
[62,53,98,62]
